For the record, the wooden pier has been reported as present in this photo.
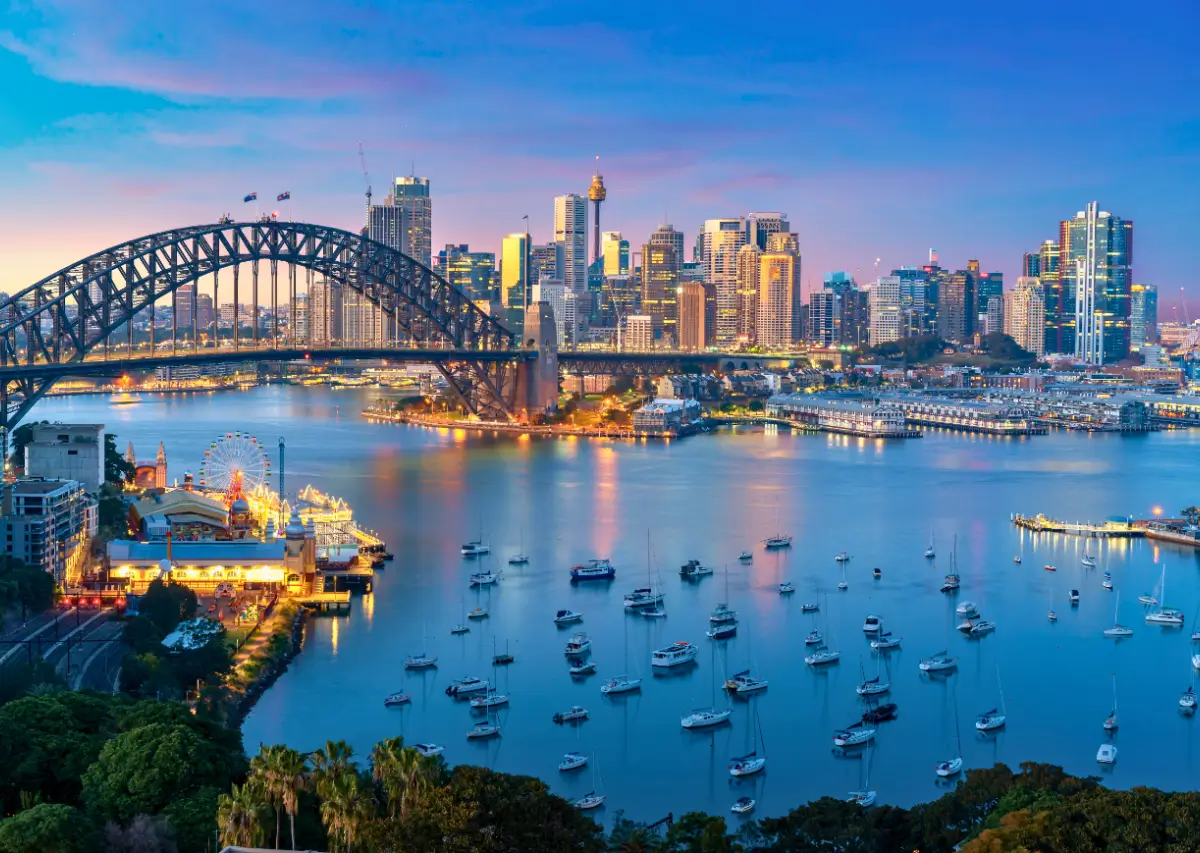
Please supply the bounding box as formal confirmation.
[295,591,352,613]
[1011,513,1142,538]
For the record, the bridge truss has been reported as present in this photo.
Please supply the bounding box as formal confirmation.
[0,220,527,431]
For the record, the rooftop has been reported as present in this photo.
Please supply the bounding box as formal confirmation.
[108,539,286,563]
[7,477,83,495]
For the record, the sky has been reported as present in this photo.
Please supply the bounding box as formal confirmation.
[2,0,1199,314]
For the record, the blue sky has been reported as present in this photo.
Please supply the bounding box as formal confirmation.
[2,0,1198,312]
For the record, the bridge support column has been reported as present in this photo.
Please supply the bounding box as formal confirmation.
[515,303,558,420]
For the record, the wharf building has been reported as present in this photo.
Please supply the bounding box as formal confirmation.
[766,395,913,438]
[883,397,1045,435]
[632,398,703,435]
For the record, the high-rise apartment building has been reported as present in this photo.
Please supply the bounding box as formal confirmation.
[649,224,685,264]
[2,477,96,584]
[869,276,903,345]
[531,243,562,286]
[367,176,432,267]
[746,212,789,251]
[700,218,746,345]
[437,244,496,301]
[602,231,630,276]
[343,287,385,346]
[765,232,802,344]
[308,279,343,344]
[554,194,588,294]
[1003,276,1046,356]
[1130,284,1158,352]
[1062,202,1133,363]
[808,291,836,347]
[757,252,796,349]
[1032,240,1062,353]
[937,271,974,342]
[678,281,709,351]
[623,315,654,351]
[976,272,1003,330]
[640,242,680,341]
[735,244,762,344]
[1022,252,1041,278]
[500,233,531,309]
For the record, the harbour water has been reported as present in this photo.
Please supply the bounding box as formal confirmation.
[30,386,1200,820]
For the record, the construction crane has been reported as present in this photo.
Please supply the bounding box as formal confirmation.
[357,142,372,212]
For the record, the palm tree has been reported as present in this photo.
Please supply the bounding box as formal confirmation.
[371,736,445,820]
[311,739,355,800]
[250,744,310,850]
[217,782,265,849]
[319,771,374,853]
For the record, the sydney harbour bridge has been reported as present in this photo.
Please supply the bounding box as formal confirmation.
[0,219,790,436]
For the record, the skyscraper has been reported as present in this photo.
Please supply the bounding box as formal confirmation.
[700,218,746,346]
[746,212,789,251]
[869,277,902,345]
[532,280,568,347]
[1062,202,1133,363]
[976,272,1003,331]
[757,251,796,349]
[531,243,562,286]
[807,291,836,347]
[735,244,762,343]
[938,272,973,343]
[1130,284,1158,352]
[766,232,802,344]
[396,176,432,267]
[1003,277,1045,356]
[640,242,680,341]
[1036,240,1062,353]
[554,194,588,294]
[678,281,709,351]
[500,233,531,309]
[602,231,630,276]
[437,244,496,302]
[649,224,685,265]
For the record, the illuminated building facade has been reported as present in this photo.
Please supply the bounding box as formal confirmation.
[641,241,680,340]
[1063,202,1133,363]
[678,281,709,350]
[756,251,796,349]
[1003,277,1046,356]
[554,194,588,294]
[869,276,903,345]
[500,233,530,309]
[1130,284,1158,352]
[700,218,747,345]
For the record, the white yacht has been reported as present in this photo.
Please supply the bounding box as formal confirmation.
[570,558,616,581]
[862,615,882,633]
[707,623,737,639]
[805,630,824,646]
[738,551,754,563]
[1138,594,1158,606]
[461,540,490,557]
[466,720,500,739]
[569,660,597,676]
[801,602,820,613]
[731,796,756,814]
[778,581,795,595]
[574,793,605,810]
[469,569,498,586]
[1192,654,1200,672]
[956,618,976,634]
[804,646,841,666]
[856,677,890,697]
[552,705,589,724]
[404,653,437,670]
[652,641,698,667]
[1146,564,1184,626]
[414,743,444,757]
[870,632,902,651]
[975,669,1007,731]
[623,587,665,610]
[847,790,877,807]
[955,601,979,618]
[1104,592,1134,638]
[1180,686,1197,712]
[940,574,961,592]
[383,691,411,707]
[681,707,733,729]
[1102,575,1113,591]
[835,552,851,563]
[558,752,588,771]
[554,609,583,624]
[467,606,489,620]
[1081,554,1097,568]
[469,690,510,709]
[507,553,529,566]
[833,722,876,747]
[925,532,936,559]
[1096,743,1117,764]
[969,620,996,637]
[764,535,792,549]
[936,756,963,777]
[729,756,766,777]
[724,670,769,694]
[599,674,641,694]
[564,632,592,656]
[919,651,958,673]
[445,676,488,697]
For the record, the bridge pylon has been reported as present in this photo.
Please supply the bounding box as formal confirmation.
[515,302,558,420]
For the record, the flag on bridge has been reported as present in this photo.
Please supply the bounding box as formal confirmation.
[243,192,257,202]
[277,191,291,201]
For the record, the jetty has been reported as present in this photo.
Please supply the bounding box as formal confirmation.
[1011,513,1142,538]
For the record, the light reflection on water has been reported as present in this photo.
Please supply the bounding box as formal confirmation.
[28,386,1200,821]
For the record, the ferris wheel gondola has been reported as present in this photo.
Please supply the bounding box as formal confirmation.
[197,432,272,499]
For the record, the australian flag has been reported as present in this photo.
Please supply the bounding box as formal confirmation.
[243,192,257,202]
[277,191,291,201]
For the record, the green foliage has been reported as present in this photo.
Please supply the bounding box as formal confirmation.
[863,334,947,363]
[161,786,222,853]
[0,802,93,853]
[977,332,1036,363]
[0,554,56,615]
[0,659,64,708]
[96,483,130,541]
[80,722,245,823]
[104,433,135,485]
[6,421,47,473]
[138,580,197,636]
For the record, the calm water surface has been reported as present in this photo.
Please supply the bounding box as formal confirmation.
[31,386,1200,821]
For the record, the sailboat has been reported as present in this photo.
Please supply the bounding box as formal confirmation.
[1146,564,1185,626]
[600,610,642,694]
[837,559,849,591]
[573,754,606,809]
[1103,591,1134,638]
[935,700,964,777]
[625,532,666,611]
[405,622,438,669]
[1081,553,1097,568]
[467,579,489,619]
[461,523,490,557]
[708,565,738,638]
[846,747,877,807]
[681,640,733,728]
[975,667,1007,732]
[805,594,840,665]
[466,704,500,739]
[450,598,470,635]
[925,531,936,559]
[856,656,890,697]
[940,535,961,592]
[729,708,767,777]
[508,529,529,565]
[641,535,668,618]
[492,637,515,666]
[1104,673,1118,731]
[1139,567,1161,605]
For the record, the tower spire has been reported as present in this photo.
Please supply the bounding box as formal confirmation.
[588,156,607,267]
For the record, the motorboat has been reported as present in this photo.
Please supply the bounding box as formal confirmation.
[861,703,898,723]
[936,756,963,777]
[652,641,698,667]
[856,677,890,697]
[1048,610,1058,622]
[833,722,875,747]
[805,630,824,646]
[838,581,849,591]
[870,632,902,651]
[492,648,514,666]
[570,559,616,581]
[404,654,438,670]
[1013,555,1022,564]
[574,792,605,810]
[956,618,976,634]
[681,707,733,729]
[969,620,996,637]
[764,535,792,549]
[1070,589,1080,604]
[709,603,737,624]
[599,675,642,694]
[1081,554,1097,568]
[1044,564,1057,572]
[724,671,769,694]
[873,568,882,579]
[955,601,979,618]
[738,551,754,563]
[414,743,444,757]
[467,607,489,620]
[558,752,588,771]
[641,606,667,618]
[383,691,411,707]
[707,623,737,640]
[469,569,498,586]
[553,705,589,724]
[554,609,583,625]
[507,553,529,566]
[1138,594,1159,606]
[679,559,714,580]
[805,646,841,666]
[835,552,851,563]
[450,623,470,635]
[778,581,795,594]
[569,660,597,676]
[1096,744,1117,764]
[445,676,488,697]
[731,796,756,814]
[975,708,1006,731]
[1102,576,1113,591]
[862,615,882,633]
[1193,654,1200,671]
[461,540,490,557]
[624,588,665,610]
[564,633,592,656]
[469,691,509,709]
[1180,686,1197,712]
[801,602,820,613]
[466,721,499,739]
[919,652,958,673]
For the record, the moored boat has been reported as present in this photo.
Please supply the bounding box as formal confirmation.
[461,540,490,557]
[624,587,665,610]
[731,796,756,814]
[552,705,589,724]
[764,535,792,549]
[679,559,714,579]
[564,632,592,656]
[652,641,698,667]
[558,751,588,771]
[445,676,488,697]
[570,558,615,581]
[919,651,957,673]
[554,609,583,624]
[383,691,410,707]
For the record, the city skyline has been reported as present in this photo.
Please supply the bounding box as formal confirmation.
[2,2,1198,310]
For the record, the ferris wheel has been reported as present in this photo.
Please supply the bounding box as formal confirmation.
[197,432,272,495]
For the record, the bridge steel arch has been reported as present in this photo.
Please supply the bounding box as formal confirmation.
[0,220,530,431]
